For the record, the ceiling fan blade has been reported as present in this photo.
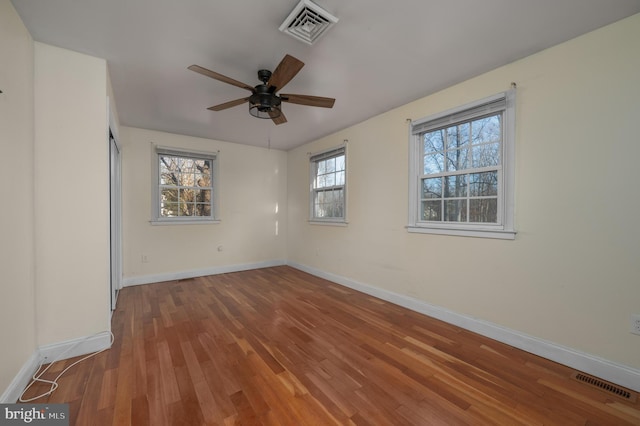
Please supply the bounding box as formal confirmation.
[270,110,287,125]
[207,97,250,111]
[267,55,304,91]
[188,65,255,92]
[280,94,335,108]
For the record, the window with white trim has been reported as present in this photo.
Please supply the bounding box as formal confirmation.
[310,146,346,223]
[152,147,218,223]
[408,90,516,239]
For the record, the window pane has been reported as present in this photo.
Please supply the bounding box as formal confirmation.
[177,157,188,171]
[180,188,195,202]
[422,178,442,199]
[196,159,211,171]
[444,175,467,198]
[192,203,209,216]
[469,171,498,196]
[325,173,335,187]
[324,191,336,204]
[423,153,444,174]
[181,172,195,186]
[335,155,345,171]
[334,203,344,218]
[472,143,500,167]
[178,201,192,216]
[161,202,178,217]
[160,156,178,171]
[421,200,441,221]
[446,147,469,171]
[195,189,211,202]
[314,188,344,219]
[194,173,210,186]
[194,204,209,216]
[472,115,501,145]
[469,198,497,223]
[336,171,345,185]
[160,172,178,186]
[317,161,326,175]
[444,200,467,222]
[325,158,335,173]
[160,187,178,202]
[447,124,469,149]
[424,130,445,153]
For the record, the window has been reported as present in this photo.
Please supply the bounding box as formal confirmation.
[310,146,346,223]
[152,147,218,223]
[408,90,516,239]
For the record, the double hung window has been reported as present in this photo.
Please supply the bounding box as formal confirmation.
[408,91,515,239]
[152,147,218,223]
[310,146,346,223]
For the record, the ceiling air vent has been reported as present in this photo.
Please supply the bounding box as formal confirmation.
[279,0,338,45]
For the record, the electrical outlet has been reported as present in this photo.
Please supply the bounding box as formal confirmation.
[141,254,149,263]
[631,314,640,336]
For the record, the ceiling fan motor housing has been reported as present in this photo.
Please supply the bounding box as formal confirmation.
[249,84,281,118]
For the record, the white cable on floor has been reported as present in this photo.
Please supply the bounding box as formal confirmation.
[19,331,115,403]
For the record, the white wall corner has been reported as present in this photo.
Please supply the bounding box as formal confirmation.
[1,331,112,403]
[287,262,640,393]
[0,351,41,403]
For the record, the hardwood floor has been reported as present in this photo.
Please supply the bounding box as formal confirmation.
[22,266,640,425]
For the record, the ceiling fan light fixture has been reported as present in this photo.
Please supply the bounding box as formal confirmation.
[249,94,282,119]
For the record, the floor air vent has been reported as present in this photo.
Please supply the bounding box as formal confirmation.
[279,0,338,45]
[572,373,637,402]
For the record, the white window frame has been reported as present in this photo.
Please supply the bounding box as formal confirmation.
[309,145,347,225]
[408,90,516,239]
[151,145,219,225]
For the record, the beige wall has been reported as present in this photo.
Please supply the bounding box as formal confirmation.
[288,14,640,369]
[34,43,111,345]
[0,0,37,395]
[121,127,287,279]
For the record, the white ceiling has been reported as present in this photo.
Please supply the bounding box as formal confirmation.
[11,0,640,150]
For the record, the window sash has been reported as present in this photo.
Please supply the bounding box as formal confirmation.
[417,110,504,225]
[310,146,346,222]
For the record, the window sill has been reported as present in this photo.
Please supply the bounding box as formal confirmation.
[407,225,515,240]
[150,219,220,226]
[309,220,348,227]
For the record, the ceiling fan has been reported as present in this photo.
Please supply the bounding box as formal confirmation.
[188,54,335,125]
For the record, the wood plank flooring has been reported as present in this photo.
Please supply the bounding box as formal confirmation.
[21,266,640,425]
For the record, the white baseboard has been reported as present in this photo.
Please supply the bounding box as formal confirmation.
[0,351,41,403]
[288,261,640,393]
[123,259,286,287]
[1,331,112,403]
[38,331,112,363]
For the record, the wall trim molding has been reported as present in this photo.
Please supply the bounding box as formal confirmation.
[1,331,112,403]
[288,261,640,393]
[38,331,112,363]
[122,259,286,287]
[0,351,40,403]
